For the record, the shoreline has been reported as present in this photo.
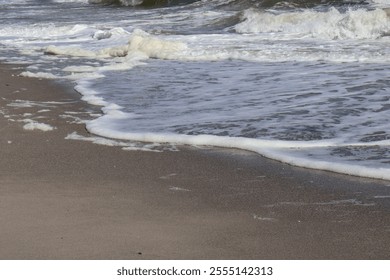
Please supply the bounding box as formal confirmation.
[1,63,390,259]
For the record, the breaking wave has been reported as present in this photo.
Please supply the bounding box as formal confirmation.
[235,7,390,39]
[86,0,380,9]
[87,0,200,7]
[54,0,387,9]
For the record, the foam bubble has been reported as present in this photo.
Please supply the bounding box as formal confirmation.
[126,29,187,59]
[87,29,188,59]
[20,71,59,79]
[40,29,186,61]
[22,119,56,132]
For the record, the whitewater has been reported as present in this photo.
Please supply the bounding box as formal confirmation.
[1,0,390,180]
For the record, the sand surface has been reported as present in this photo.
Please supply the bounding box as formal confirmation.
[1,64,390,259]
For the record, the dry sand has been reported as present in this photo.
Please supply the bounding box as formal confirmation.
[1,63,390,259]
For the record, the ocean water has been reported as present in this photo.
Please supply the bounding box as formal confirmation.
[1,0,390,180]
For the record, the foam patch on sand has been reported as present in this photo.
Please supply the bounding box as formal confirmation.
[65,131,174,152]
[7,100,74,108]
[22,119,56,131]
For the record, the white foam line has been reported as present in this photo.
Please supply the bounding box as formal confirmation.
[7,100,76,108]
[65,132,163,152]
[86,122,390,181]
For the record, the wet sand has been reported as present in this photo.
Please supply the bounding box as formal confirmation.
[1,63,390,259]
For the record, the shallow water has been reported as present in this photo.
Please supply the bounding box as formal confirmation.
[1,0,390,179]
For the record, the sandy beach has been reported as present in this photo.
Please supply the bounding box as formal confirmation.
[1,63,390,260]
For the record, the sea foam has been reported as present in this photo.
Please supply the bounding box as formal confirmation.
[22,119,56,132]
[85,119,390,181]
[235,8,390,40]
[2,0,390,181]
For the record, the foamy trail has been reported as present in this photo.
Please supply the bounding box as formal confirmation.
[85,119,390,181]
[1,0,390,181]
